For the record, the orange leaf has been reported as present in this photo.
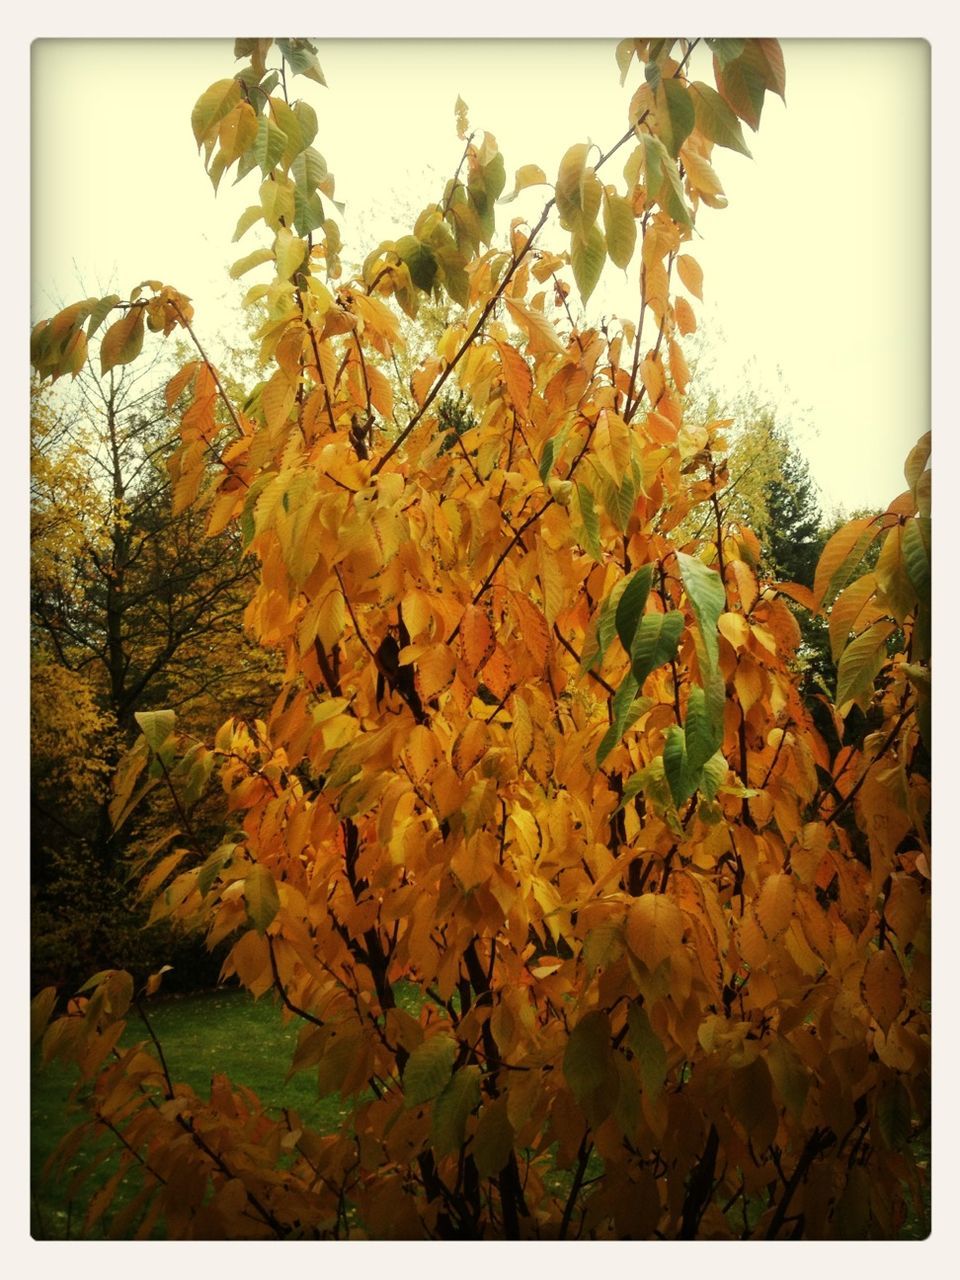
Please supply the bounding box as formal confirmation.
[813,517,883,611]
[861,948,905,1033]
[100,306,145,374]
[460,605,496,676]
[668,339,690,394]
[676,255,703,300]
[756,873,795,940]
[415,645,457,703]
[495,341,533,414]
[625,895,684,970]
[674,295,697,335]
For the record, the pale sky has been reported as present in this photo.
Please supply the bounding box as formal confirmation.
[32,38,929,513]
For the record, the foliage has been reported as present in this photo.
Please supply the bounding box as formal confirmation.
[32,987,368,1238]
[32,36,930,1241]
[30,324,277,990]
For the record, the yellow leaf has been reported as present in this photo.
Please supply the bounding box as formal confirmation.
[100,307,145,374]
[316,588,345,649]
[640,354,664,404]
[756,872,795,940]
[674,295,697,335]
[460,605,496,676]
[718,611,750,650]
[861,948,905,1033]
[262,369,298,431]
[276,226,308,281]
[668,338,689,394]
[625,895,684,970]
[416,645,457,703]
[495,341,533,413]
[676,254,703,300]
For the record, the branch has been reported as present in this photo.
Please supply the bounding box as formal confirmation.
[372,122,639,477]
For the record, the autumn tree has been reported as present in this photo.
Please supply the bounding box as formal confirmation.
[31,342,276,988]
[32,36,929,1241]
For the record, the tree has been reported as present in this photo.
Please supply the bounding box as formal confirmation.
[30,342,277,990]
[32,36,929,1240]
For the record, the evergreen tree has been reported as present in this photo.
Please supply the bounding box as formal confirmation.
[762,436,823,589]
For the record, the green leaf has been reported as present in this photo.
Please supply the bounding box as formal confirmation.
[663,724,695,807]
[583,578,628,674]
[292,146,328,194]
[239,472,272,547]
[901,517,930,599]
[604,473,637,532]
[700,750,728,802]
[482,152,506,203]
[595,674,648,767]
[268,98,304,169]
[689,81,752,156]
[254,116,287,175]
[904,433,931,494]
[198,843,235,897]
[684,673,725,774]
[396,236,438,293]
[677,552,725,675]
[294,188,326,238]
[431,1065,481,1156]
[404,1033,457,1106]
[641,133,691,228]
[135,709,176,752]
[656,79,695,158]
[31,987,57,1046]
[191,78,242,148]
[615,565,654,655]
[292,100,319,148]
[563,1010,611,1104]
[714,44,773,131]
[555,143,589,229]
[835,621,894,709]
[876,1077,912,1152]
[705,39,746,65]
[627,1003,667,1099]
[630,610,684,686]
[571,223,606,302]
[244,864,280,934]
[277,38,327,86]
[640,133,663,202]
[86,294,120,339]
[602,191,637,269]
[538,422,571,484]
[472,1097,514,1177]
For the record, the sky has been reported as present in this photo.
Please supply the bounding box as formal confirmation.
[32,38,928,514]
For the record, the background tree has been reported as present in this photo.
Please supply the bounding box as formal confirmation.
[31,341,277,988]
